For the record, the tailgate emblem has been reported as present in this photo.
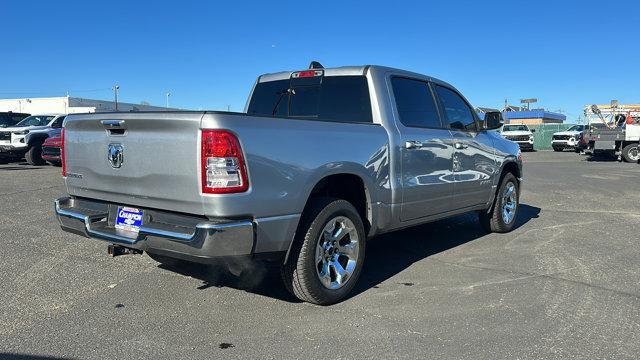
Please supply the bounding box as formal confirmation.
[108,143,124,168]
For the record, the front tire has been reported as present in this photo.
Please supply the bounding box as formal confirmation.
[25,144,46,165]
[281,198,366,305]
[621,143,640,163]
[479,172,519,233]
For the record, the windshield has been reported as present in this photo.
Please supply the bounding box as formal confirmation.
[502,125,529,132]
[566,125,584,131]
[15,115,55,127]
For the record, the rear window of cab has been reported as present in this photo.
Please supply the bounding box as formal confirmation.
[247,75,373,123]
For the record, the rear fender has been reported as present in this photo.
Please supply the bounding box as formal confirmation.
[298,162,377,217]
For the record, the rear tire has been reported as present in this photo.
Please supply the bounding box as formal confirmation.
[621,143,640,163]
[281,197,366,305]
[25,144,46,165]
[479,172,519,233]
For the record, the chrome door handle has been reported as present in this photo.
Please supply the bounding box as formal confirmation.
[454,142,468,149]
[405,140,424,149]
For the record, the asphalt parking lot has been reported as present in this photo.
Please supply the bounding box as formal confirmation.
[1,151,639,360]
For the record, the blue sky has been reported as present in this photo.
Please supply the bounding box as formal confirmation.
[2,0,638,121]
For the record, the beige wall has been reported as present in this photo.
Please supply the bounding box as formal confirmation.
[508,118,564,125]
[0,96,177,114]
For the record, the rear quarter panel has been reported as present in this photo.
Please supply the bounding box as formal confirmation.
[200,113,391,220]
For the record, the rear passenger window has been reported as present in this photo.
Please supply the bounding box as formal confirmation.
[433,85,477,131]
[391,78,442,128]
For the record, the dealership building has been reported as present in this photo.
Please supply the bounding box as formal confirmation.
[502,105,566,125]
[0,96,174,114]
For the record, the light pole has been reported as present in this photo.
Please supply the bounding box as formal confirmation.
[112,84,120,111]
[166,92,171,108]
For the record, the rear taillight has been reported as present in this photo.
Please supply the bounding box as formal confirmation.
[201,130,248,194]
[61,128,66,177]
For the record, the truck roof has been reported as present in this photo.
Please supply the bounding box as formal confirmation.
[258,65,454,89]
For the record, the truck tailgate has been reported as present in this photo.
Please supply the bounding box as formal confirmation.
[63,112,206,215]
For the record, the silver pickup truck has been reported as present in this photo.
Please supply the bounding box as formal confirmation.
[55,64,522,304]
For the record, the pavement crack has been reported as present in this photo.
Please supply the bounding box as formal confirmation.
[432,258,640,301]
[544,208,640,217]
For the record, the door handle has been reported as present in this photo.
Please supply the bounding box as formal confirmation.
[405,140,424,149]
[454,142,468,150]
[100,120,126,128]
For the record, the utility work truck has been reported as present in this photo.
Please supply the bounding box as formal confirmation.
[54,63,523,305]
[585,103,640,162]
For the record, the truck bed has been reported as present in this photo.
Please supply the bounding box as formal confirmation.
[63,111,390,220]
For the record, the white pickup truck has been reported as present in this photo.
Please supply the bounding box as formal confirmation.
[55,64,523,304]
[499,124,535,151]
[0,114,66,164]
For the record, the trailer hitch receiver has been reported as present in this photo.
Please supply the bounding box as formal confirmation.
[108,244,143,257]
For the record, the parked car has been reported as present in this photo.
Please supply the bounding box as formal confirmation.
[0,112,30,128]
[551,124,588,152]
[0,114,65,165]
[54,64,523,305]
[41,129,62,166]
[500,124,535,151]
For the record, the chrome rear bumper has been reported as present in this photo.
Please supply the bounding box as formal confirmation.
[54,197,255,262]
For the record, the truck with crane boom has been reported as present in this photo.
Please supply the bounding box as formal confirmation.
[584,103,640,162]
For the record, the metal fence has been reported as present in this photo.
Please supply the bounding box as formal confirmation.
[528,123,576,150]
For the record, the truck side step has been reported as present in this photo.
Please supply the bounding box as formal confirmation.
[108,245,143,257]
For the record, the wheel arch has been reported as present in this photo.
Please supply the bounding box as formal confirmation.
[485,159,521,214]
[501,160,521,182]
[283,169,375,266]
[25,132,49,147]
[301,172,374,236]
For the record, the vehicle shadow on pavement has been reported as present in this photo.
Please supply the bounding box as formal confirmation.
[0,166,45,171]
[0,354,73,360]
[158,204,541,303]
[157,259,300,302]
[584,154,618,162]
[349,203,541,300]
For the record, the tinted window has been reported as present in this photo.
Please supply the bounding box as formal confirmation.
[16,115,55,127]
[290,86,320,117]
[434,85,476,131]
[567,125,586,131]
[391,78,442,128]
[51,116,65,128]
[502,125,529,132]
[248,79,289,117]
[0,113,29,128]
[247,76,373,123]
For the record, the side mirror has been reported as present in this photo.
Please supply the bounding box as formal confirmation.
[483,111,503,130]
[531,128,536,133]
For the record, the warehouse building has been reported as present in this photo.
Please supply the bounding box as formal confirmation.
[0,96,176,114]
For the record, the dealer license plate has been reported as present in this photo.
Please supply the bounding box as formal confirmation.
[115,207,143,233]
